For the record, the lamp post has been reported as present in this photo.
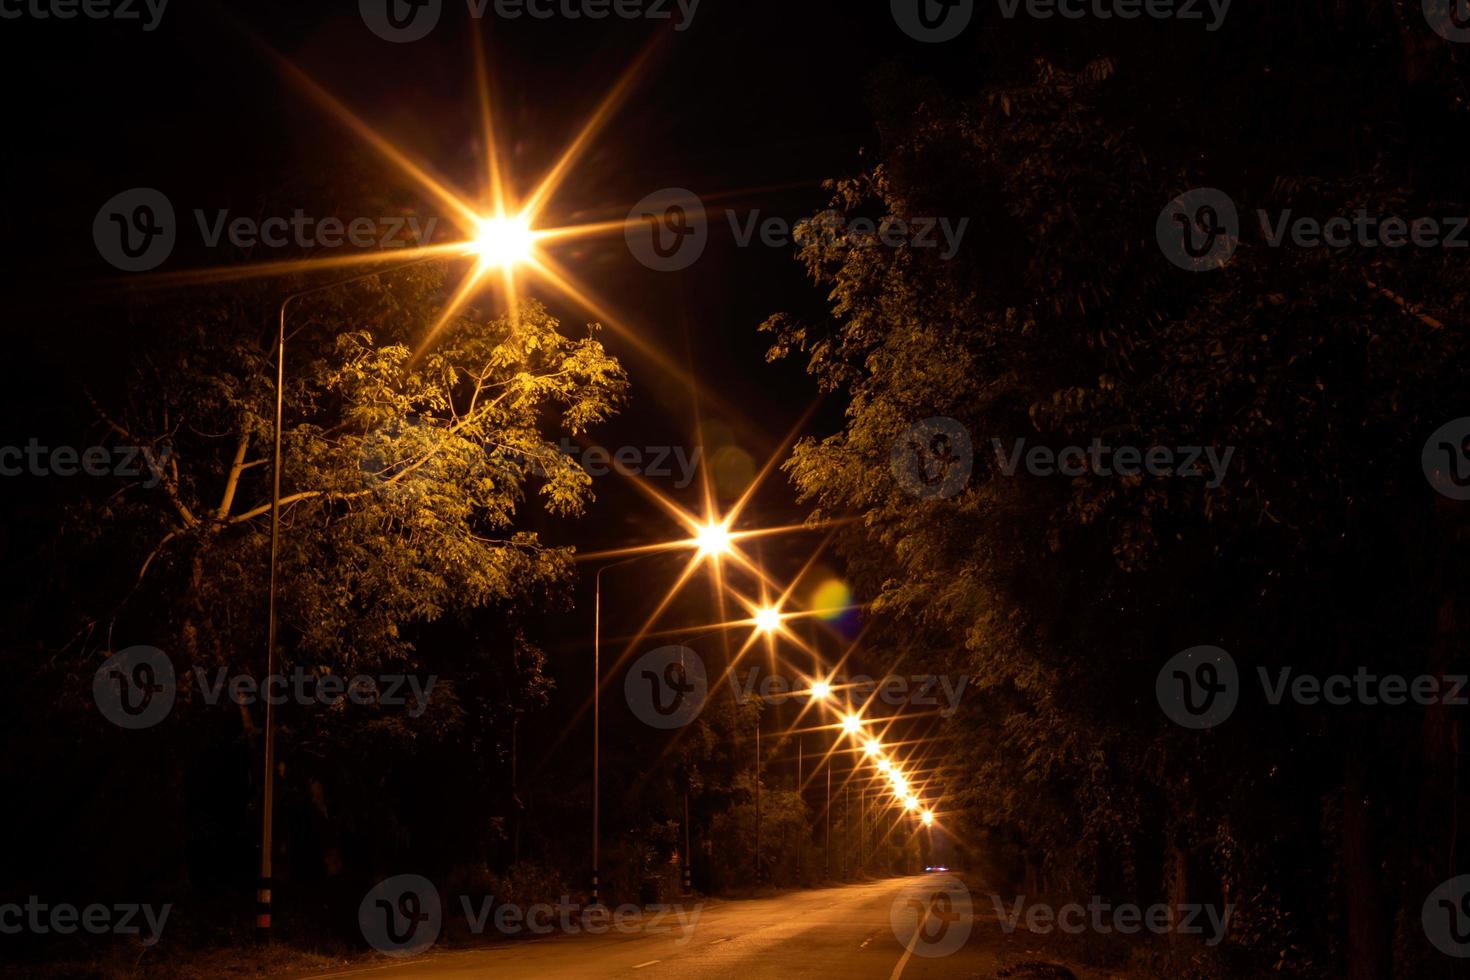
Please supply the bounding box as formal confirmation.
[825,761,831,880]
[591,552,662,909]
[754,705,762,884]
[258,254,443,943]
[590,525,733,906]
[257,218,537,940]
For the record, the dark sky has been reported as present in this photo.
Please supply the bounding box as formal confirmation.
[0,1,948,796]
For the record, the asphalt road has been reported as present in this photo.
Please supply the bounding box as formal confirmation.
[300,876,1093,980]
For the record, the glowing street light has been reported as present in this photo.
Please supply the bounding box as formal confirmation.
[921,809,935,826]
[841,713,864,736]
[753,606,782,634]
[808,679,833,701]
[694,521,734,559]
[862,738,883,757]
[877,759,893,775]
[903,795,920,812]
[469,214,535,269]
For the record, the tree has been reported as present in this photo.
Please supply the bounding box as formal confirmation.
[15,272,626,911]
[765,27,1470,976]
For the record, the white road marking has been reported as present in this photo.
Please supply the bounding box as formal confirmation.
[633,960,661,969]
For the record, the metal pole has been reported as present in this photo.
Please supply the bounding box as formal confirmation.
[796,737,802,881]
[593,570,601,907]
[825,762,831,880]
[259,256,438,942]
[258,304,285,944]
[754,713,761,884]
[844,783,850,879]
[683,787,692,894]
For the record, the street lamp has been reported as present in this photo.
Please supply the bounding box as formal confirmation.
[807,679,832,701]
[841,713,864,736]
[589,529,735,907]
[258,252,445,943]
[753,605,782,634]
[694,521,734,559]
[470,214,534,269]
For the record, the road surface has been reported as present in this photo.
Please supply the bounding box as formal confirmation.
[300,876,1095,980]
